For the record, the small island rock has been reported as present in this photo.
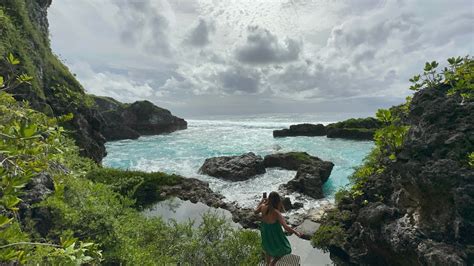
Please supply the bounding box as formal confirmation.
[199,152,266,181]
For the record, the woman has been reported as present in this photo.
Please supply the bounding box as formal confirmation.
[255,191,302,266]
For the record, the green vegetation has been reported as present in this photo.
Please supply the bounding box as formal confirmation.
[287,152,313,162]
[311,209,350,251]
[313,55,473,251]
[86,168,182,207]
[0,55,261,264]
[409,56,474,102]
[327,117,382,130]
[1,0,97,118]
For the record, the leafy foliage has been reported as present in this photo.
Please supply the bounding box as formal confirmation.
[0,54,261,265]
[0,90,101,263]
[85,168,182,207]
[41,177,261,265]
[409,56,473,102]
[311,209,350,252]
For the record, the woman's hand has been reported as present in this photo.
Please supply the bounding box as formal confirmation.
[294,231,303,238]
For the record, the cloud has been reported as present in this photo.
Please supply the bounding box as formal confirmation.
[235,26,301,64]
[115,0,173,56]
[48,0,474,117]
[69,61,154,103]
[218,65,262,94]
[185,18,215,46]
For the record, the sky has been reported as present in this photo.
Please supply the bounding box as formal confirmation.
[48,0,474,118]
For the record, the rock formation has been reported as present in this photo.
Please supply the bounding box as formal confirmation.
[317,86,473,265]
[199,152,266,181]
[272,118,382,140]
[93,96,187,141]
[273,123,326,137]
[264,152,334,198]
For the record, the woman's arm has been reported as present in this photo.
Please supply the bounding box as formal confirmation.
[276,211,302,237]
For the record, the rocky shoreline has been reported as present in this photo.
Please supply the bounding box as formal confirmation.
[158,176,330,235]
[199,152,334,199]
[273,117,382,140]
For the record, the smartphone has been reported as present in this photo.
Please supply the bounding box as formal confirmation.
[263,192,267,199]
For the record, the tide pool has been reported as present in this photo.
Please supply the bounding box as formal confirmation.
[103,115,374,209]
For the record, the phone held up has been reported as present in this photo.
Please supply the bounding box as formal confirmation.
[263,192,267,199]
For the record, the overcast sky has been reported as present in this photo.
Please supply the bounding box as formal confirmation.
[48,0,474,118]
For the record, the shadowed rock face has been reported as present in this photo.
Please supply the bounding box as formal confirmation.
[273,118,382,140]
[326,127,375,140]
[273,123,326,137]
[264,152,334,198]
[322,86,474,265]
[93,96,187,141]
[198,152,266,181]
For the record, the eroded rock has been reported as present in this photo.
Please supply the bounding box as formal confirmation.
[199,152,266,181]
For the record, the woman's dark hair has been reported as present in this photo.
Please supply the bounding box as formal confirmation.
[265,191,285,215]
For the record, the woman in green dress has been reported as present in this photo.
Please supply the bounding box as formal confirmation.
[255,191,302,266]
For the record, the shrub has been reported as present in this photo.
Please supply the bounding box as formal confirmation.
[85,168,182,207]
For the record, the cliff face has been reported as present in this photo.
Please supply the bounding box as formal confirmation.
[0,0,187,162]
[320,86,473,265]
[93,96,187,141]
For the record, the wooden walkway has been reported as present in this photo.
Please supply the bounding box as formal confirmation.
[258,254,301,266]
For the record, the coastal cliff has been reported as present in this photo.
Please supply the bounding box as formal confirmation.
[93,96,187,141]
[0,0,186,162]
[313,70,473,264]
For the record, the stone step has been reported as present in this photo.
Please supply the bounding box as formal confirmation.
[259,254,301,266]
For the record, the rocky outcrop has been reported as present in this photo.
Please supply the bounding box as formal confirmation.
[263,152,321,170]
[282,164,333,199]
[273,118,382,141]
[326,117,382,140]
[318,86,474,265]
[159,178,260,228]
[199,152,266,181]
[326,127,375,140]
[273,123,326,137]
[93,96,187,141]
[264,152,334,198]
[296,219,321,240]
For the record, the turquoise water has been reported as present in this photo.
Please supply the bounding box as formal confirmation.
[103,115,374,208]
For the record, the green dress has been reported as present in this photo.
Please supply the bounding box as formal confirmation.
[260,220,292,258]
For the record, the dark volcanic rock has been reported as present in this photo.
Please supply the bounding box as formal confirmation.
[265,152,334,198]
[326,117,382,141]
[282,164,333,199]
[320,86,474,265]
[199,152,266,181]
[273,123,326,137]
[93,96,187,141]
[159,178,260,228]
[264,152,333,173]
[282,197,292,211]
[326,127,375,140]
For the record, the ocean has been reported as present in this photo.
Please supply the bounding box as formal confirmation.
[103,114,374,210]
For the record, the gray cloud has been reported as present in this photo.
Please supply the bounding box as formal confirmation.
[49,0,474,117]
[115,0,171,56]
[185,18,215,46]
[235,26,301,64]
[218,65,261,94]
